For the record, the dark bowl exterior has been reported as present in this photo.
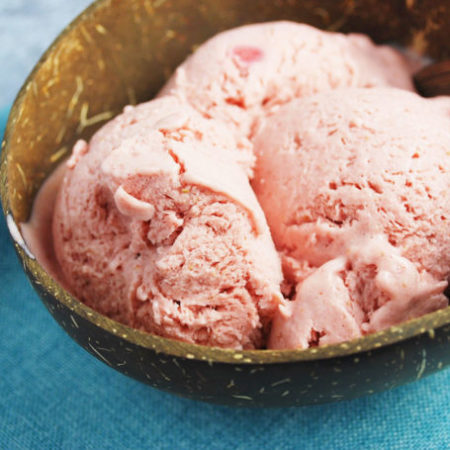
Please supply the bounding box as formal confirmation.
[18,255,450,407]
[1,0,450,407]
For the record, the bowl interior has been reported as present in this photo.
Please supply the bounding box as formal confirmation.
[1,0,449,363]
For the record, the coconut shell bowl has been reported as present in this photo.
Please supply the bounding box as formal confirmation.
[1,0,449,407]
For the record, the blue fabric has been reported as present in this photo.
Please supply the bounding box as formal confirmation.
[0,1,93,106]
[0,107,449,449]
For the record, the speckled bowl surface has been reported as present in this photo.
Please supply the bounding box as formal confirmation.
[1,0,449,407]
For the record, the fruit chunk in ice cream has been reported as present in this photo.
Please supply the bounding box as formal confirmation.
[52,96,283,349]
[249,88,450,349]
[160,21,415,144]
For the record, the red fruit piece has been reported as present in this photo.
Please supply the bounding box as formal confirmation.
[232,46,264,63]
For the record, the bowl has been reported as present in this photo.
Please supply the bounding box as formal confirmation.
[1,0,449,407]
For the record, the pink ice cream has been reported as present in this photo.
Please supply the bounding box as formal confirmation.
[21,22,449,351]
[52,96,283,349]
[160,21,414,148]
[250,88,450,349]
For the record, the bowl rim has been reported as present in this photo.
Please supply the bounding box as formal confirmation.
[1,0,449,366]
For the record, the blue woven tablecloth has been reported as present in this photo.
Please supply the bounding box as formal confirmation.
[1,105,449,449]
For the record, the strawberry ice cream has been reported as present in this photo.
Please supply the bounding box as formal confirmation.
[20,22,449,351]
[160,21,414,148]
[52,96,282,349]
[250,88,450,349]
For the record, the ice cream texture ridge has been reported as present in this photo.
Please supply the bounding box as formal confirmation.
[21,22,450,350]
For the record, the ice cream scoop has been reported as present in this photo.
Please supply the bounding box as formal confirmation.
[52,96,283,349]
[250,88,450,349]
[160,21,415,150]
